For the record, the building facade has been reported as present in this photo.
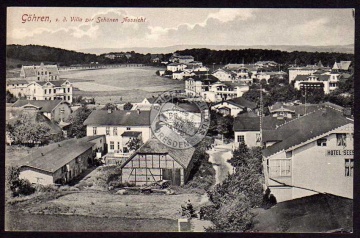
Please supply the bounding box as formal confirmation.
[20,63,60,81]
[26,80,73,103]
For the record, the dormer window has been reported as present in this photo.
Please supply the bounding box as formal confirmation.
[317,138,327,147]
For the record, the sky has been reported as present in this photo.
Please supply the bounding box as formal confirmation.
[7,8,355,51]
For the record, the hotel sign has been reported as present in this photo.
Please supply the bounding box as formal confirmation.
[326,149,354,156]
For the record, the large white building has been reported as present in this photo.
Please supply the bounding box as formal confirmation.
[83,110,152,154]
[201,82,249,103]
[262,107,354,203]
[26,80,73,103]
[20,62,60,81]
[293,72,341,94]
[6,79,29,97]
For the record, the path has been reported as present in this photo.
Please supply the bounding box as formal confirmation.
[207,140,234,185]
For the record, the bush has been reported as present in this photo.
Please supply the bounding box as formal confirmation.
[13,179,36,196]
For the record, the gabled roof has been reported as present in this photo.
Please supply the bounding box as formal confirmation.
[12,99,63,113]
[20,137,96,173]
[333,61,351,71]
[122,138,196,168]
[262,107,353,157]
[83,110,151,126]
[212,68,236,75]
[35,80,69,87]
[233,116,288,131]
[227,97,257,109]
[6,79,29,85]
[145,97,157,104]
[22,63,60,77]
[294,75,331,82]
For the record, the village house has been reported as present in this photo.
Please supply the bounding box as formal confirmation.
[169,54,195,64]
[268,102,321,119]
[201,81,249,103]
[293,73,340,94]
[166,63,187,72]
[19,135,106,185]
[332,61,352,73]
[132,97,159,111]
[119,138,196,186]
[26,79,73,103]
[6,79,29,97]
[211,68,237,82]
[184,76,218,97]
[11,99,72,122]
[262,106,354,203]
[288,62,330,83]
[256,71,287,83]
[83,109,152,156]
[211,97,257,117]
[6,108,63,145]
[172,71,185,80]
[233,116,288,148]
[20,62,60,81]
[255,61,278,68]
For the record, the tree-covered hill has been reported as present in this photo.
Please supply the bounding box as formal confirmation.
[174,48,354,66]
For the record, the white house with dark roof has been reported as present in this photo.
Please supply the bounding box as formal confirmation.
[288,63,330,83]
[11,99,72,122]
[19,136,105,185]
[211,97,257,117]
[120,138,196,186]
[26,79,73,103]
[6,79,29,97]
[293,74,337,94]
[212,68,237,82]
[166,63,187,72]
[20,62,60,81]
[83,110,152,154]
[262,107,354,203]
[201,82,249,103]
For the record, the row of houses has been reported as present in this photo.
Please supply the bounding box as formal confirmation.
[288,61,352,94]
[7,63,73,103]
[233,103,353,203]
[185,76,250,103]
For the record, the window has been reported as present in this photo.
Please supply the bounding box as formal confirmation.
[106,127,110,135]
[269,159,291,177]
[126,127,131,131]
[237,135,245,143]
[63,88,66,93]
[117,142,120,150]
[113,127,118,136]
[44,89,47,94]
[68,88,70,92]
[61,165,67,173]
[68,96,70,101]
[345,159,354,177]
[337,134,347,147]
[256,133,261,143]
[49,89,52,94]
[286,151,292,158]
[93,127,97,135]
[317,138,327,146]
[110,141,114,150]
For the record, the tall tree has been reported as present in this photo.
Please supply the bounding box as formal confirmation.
[66,105,93,138]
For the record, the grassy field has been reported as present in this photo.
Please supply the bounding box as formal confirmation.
[63,67,184,103]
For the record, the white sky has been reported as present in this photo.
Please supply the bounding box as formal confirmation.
[7,8,355,51]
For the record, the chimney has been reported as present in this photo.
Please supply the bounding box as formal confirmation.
[137,109,141,114]
[108,109,112,114]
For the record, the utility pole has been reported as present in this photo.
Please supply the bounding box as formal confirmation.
[304,87,307,115]
[259,83,263,144]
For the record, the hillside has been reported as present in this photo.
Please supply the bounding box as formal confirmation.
[80,44,355,55]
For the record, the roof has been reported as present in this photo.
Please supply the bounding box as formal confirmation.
[36,80,69,87]
[121,131,142,137]
[145,97,157,104]
[185,75,218,83]
[212,68,236,75]
[269,102,321,116]
[294,75,331,82]
[22,63,60,77]
[123,138,196,168]
[6,79,29,85]
[7,110,62,135]
[20,138,96,173]
[12,99,63,113]
[262,107,353,157]
[83,110,151,126]
[227,97,257,109]
[233,116,288,131]
[252,194,353,232]
[333,61,351,71]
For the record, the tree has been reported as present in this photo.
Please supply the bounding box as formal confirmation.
[203,146,266,232]
[123,102,133,110]
[6,166,35,197]
[102,103,118,111]
[66,105,93,138]
[6,90,17,103]
[6,112,51,146]
[125,137,143,151]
